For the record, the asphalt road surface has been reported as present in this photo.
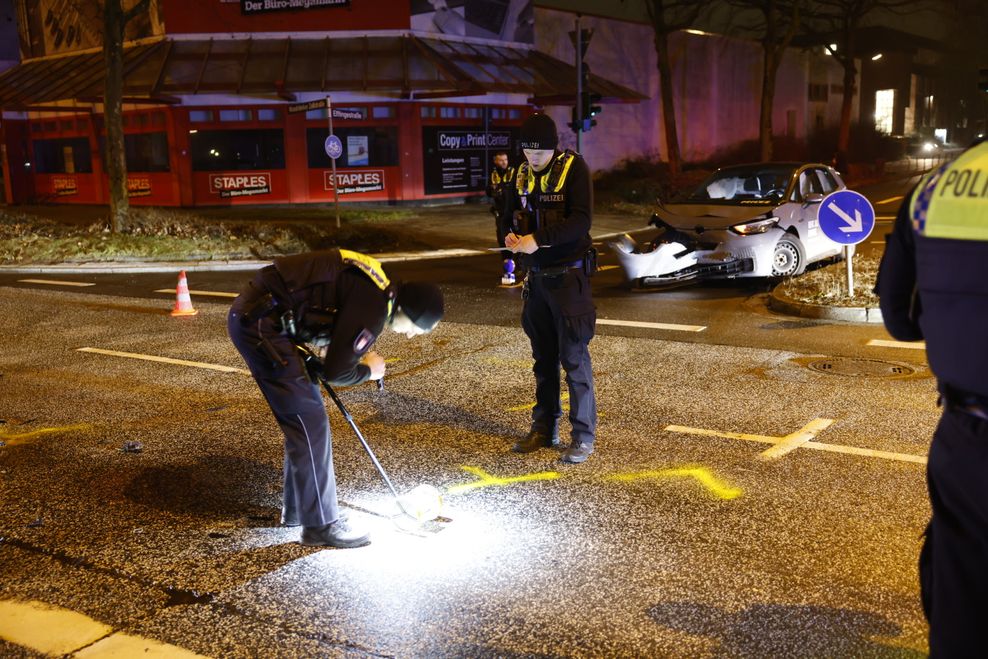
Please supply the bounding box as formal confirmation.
[0,179,935,657]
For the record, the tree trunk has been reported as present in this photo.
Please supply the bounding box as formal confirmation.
[104,0,128,233]
[760,48,779,161]
[837,40,856,155]
[655,31,682,176]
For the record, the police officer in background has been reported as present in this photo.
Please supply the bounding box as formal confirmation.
[228,248,444,548]
[876,139,988,655]
[486,150,517,285]
[501,112,598,464]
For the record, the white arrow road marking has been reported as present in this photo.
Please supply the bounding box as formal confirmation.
[828,201,863,233]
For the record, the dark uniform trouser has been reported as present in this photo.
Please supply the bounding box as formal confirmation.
[922,408,988,658]
[521,268,597,444]
[227,292,339,528]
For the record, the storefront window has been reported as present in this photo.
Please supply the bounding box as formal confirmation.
[463,107,481,119]
[190,110,214,123]
[372,106,395,119]
[125,133,171,172]
[306,127,398,168]
[190,129,285,171]
[220,109,253,122]
[33,138,93,173]
[257,109,278,121]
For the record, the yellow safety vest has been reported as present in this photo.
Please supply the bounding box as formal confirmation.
[910,141,988,240]
[490,166,516,186]
[516,150,577,196]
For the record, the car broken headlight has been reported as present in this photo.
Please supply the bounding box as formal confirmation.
[729,217,779,235]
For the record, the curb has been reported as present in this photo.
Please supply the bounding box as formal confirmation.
[768,286,884,323]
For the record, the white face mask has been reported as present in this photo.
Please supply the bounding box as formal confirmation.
[523,149,554,172]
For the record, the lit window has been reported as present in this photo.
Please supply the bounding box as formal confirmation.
[190,110,213,122]
[257,109,278,121]
[372,106,395,119]
[874,89,895,134]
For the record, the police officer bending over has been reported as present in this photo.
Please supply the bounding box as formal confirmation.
[501,112,598,464]
[228,249,444,548]
[876,139,988,655]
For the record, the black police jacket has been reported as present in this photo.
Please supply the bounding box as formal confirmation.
[267,249,391,387]
[500,151,593,268]
[877,184,988,398]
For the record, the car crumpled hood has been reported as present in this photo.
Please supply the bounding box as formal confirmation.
[654,202,779,231]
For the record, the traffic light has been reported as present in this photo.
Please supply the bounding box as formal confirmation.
[580,92,602,131]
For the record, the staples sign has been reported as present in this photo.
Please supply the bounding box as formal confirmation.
[209,173,272,198]
[323,169,385,195]
[52,176,78,197]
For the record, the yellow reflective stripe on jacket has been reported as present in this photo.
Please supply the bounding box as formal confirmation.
[339,249,390,291]
[516,162,535,195]
[911,142,988,240]
[515,152,576,195]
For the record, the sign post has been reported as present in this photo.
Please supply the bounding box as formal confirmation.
[325,96,342,229]
[817,189,876,296]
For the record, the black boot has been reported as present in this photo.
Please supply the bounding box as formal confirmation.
[511,428,560,453]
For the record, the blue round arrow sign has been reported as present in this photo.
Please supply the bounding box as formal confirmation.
[818,189,876,245]
[324,135,343,160]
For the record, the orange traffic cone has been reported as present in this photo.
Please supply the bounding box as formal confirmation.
[170,270,198,317]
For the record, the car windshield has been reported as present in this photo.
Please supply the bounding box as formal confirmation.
[687,165,796,203]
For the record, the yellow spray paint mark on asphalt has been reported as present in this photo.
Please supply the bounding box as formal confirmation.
[447,466,561,495]
[607,467,744,500]
[0,599,210,657]
[0,424,90,446]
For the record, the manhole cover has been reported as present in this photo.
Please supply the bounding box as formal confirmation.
[804,357,916,378]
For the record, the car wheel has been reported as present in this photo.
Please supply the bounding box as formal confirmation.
[771,237,805,277]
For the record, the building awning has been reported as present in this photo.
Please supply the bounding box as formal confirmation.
[0,34,646,109]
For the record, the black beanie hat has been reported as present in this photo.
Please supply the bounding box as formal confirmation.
[519,113,558,151]
[396,282,444,331]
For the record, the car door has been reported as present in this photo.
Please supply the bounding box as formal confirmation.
[790,166,831,261]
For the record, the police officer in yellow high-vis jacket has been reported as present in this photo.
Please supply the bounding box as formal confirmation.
[228,249,443,549]
[487,150,517,284]
[876,139,988,656]
[501,113,598,464]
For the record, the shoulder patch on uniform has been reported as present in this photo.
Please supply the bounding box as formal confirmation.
[352,328,376,354]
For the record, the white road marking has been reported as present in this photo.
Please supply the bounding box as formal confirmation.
[666,419,926,465]
[757,418,834,460]
[153,288,238,298]
[0,599,111,655]
[597,318,707,332]
[876,195,904,205]
[374,248,486,262]
[18,279,95,287]
[77,347,250,375]
[0,599,209,658]
[868,339,926,350]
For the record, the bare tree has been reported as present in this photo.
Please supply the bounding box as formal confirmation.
[642,0,712,175]
[804,0,934,156]
[103,0,152,233]
[727,0,802,161]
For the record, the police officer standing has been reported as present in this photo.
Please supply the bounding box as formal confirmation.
[876,139,988,655]
[486,150,517,285]
[502,112,597,464]
[228,248,444,548]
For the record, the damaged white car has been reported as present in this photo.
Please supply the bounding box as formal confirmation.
[612,162,852,289]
